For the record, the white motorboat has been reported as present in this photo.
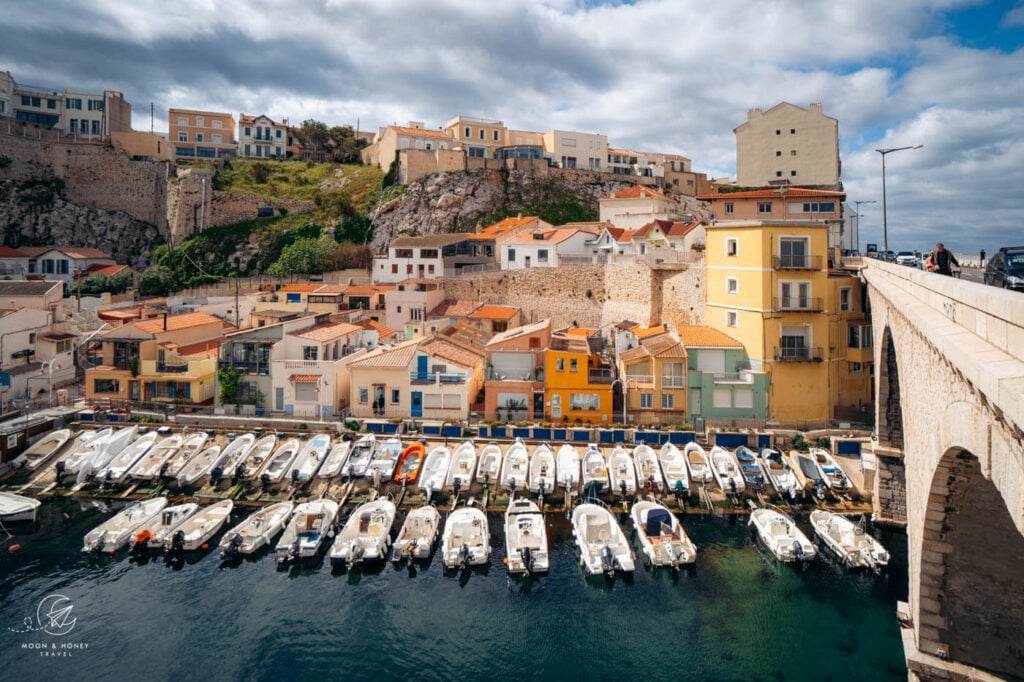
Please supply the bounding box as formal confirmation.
[366,436,403,481]
[710,445,745,495]
[809,510,889,570]
[275,499,339,563]
[418,446,451,497]
[571,503,635,577]
[504,496,550,575]
[289,433,331,482]
[581,444,608,494]
[633,443,664,492]
[631,500,697,569]
[391,505,441,562]
[318,440,352,479]
[12,429,71,471]
[0,491,42,523]
[341,433,376,478]
[446,440,477,493]
[758,448,802,501]
[329,499,396,567]
[217,433,257,479]
[128,434,184,480]
[58,428,112,474]
[219,501,294,558]
[810,447,852,491]
[238,434,277,479]
[441,505,490,569]
[159,432,209,479]
[475,442,503,485]
[134,502,199,551]
[82,497,168,553]
[528,443,556,495]
[96,431,158,483]
[659,442,690,496]
[607,445,637,497]
[175,445,224,487]
[749,508,816,563]
[261,439,301,484]
[500,438,529,491]
[164,499,234,551]
[74,425,138,480]
[556,444,581,493]
[735,446,767,491]
[683,442,713,485]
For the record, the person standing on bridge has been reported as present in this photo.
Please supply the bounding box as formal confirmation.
[980,248,986,268]
[927,243,960,276]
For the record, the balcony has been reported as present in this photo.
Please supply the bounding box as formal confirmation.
[774,346,823,362]
[409,371,468,385]
[773,254,823,270]
[773,296,823,312]
[709,371,754,384]
[661,375,686,388]
[624,373,654,386]
[588,368,615,384]
[218,360,270,375]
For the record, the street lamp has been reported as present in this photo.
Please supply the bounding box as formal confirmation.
[852,200,877,253]
[876,145,923,254]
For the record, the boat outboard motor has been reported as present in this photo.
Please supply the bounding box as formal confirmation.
[793,540,804,562]
[210,466,224,486]
[260,473,271,492]
[673,480,686,499]
[55,460,67,483]
[372,469,382,490]
[815,480,827,500]
[729,478,737,495]
[458,543,470,570]
[619,480,627,498]
[521,546,533,575]
[233,463,245,484]
[537,479,546,498]
[290,469,301,486]
[483,472,490,487]
[452,477,462,498]
[289,536,302,561]
[170,530,185,554]
[601,544,616,576]
[220,533,243,560]
[159,461,170,478]
[509,477,517,491]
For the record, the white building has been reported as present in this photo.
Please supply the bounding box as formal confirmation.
[542,129,608,171]
[502,227,599,269]
[373,234,468,284]
[599,184,681,230]
[238,113,288,159]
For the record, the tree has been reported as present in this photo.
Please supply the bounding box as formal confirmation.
[297,119,330,151]
[77,268,133,295]
[137,265,175,296]
[266,233,336,276]
[334,215,374,244]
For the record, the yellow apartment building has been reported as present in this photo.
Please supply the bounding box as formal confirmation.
[444,115,507,158]
[168,108,237,160]
[543,329,615,424]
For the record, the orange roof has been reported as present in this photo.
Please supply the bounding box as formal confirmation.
[134,312,222,334]
[87,264,130,277]
[418,337,484,369]
[356,318,395,340]
[291,322,361,342]
[288,374,321,383]
[347,338,420,368]
[0,246,28,257]
[429,299,482,319]
[468,216,538,240]
[676,325,744,348]
[565,327,594,337]
[309,284,346,296]
[603,185,671,201]
[390,126,452,139]
[506,228,585,245]
[279,284,323,293]
[631,324,667,340]
[697,187,845,200]
[469,305,519,321]
[239,113,285,126]
[346,284,395,295]
[176,339,220,358]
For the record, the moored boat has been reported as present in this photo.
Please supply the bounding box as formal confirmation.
[59,428,113,474]
[341,433,376,478]
[418,446,451,497]
[710,445,745,495]
[175,445,224,487]
[658,441,690,496]
[82,497,168,553]
[391,505,441,562]
[134,502,199,552]
[446,440,477,493]
[555,444,581,493]
[528,443,555,495]
[474,442,502,486]
[734,446,766,491]
[275,499,339,563]
[504,496,549,575]
[329,499,396,567]
[571,502,635,577]
[367,436,403,481]
[261,439,301,484]
[238,434,277,480]
[749,508,816,563]
[683,442,713,485]
[129,434,184,480]
[393,441,425,484]
[631,500,696,569]
[441,505,490,569]
[219,501,294,558]
[318,440,352,479]
[74,425,138,480]
[500,438,529,491]
[95,431,158,484]
[810,447,852,491]
[633,443,664,492]
[809,510,889,570]
[607,445,637,497]
[581,444,608,494]
[12,429,71,471]
[758,448,802,501]
[0,491,42,523]
[288,433,331,482]
[159,432,209,479]
[165,499,234,552]
[795,451,828,498]
[216,433,257,479]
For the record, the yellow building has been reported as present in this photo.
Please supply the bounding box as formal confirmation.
[543,329,615,424]
[704,220,870,425]
[168,108,236,160]
[443,115,507,158]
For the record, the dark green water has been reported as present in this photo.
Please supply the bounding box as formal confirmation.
[1,500,907,681]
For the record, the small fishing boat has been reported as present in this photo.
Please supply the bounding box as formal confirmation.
[12,429,71,470]
[809,510,889,570]
[318,440,352,479]
[134,502,199,552]
[418,446,451,497]
[159,432,209,479]
[219,501,294,558]
[59,428,113,474]
[261,439,301,484]
[581,444,609,494]
[749,508,816,563]
[734,446,766,491]
[393,441,425,484]
[528,443,556,495]
[329,499,396,567]
[683,442,713,485]
[94,431,158,484]
[367,436,403,481]
[341,433,376,478]
[82,497,168,553]
[74,425,138,479]
[500,438,530,491]
[216,433,257,479]
[795,451,828,498]
[607,445,637,497]
[441,505,490,569]
[175,445,224,487]
[631,500,697,569]
[710,445,745,495]
[275,499,339,563]
[504,496,549,575]
[571,503,635,577]
[129,434,184,480]
[758,448,802,501]
[658,442,690,496]
[474,442,503,486]
[556,444,581,492]
[446,440,477,493]
[391,505,441,562]
[810,447,851,491]
[0,491,42,523]
[288,433,331,482]
[166,500,234,552]
[238,434,277,479]
[633,443,664,492]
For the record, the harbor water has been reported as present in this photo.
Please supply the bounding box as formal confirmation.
[2,499,908,680]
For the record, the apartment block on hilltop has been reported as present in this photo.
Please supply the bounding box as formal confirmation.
[444,115,506,158]
[238,113,287,158]
[361,122,454,169]
[374,234,487,283]
[599,185,681,230]
[734,102,840,188]
[2,70,131,138]
[168,108,236,160]
[542,129,608,171]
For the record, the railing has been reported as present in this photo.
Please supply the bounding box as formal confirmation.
[709,371,754,384]
[624,374,654,384]
[219,360,270,375]
[774,346,823,362]
[773,296,824,312]
[444,263,500,277]
[409,371,468,385]
[661,376,686,388]
[155,362,190,374]
[773,254,823,270]
[588,368,615,384]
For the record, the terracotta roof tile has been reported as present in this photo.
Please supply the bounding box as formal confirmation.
[506,228,583,245]
[279,284,323,293]
[87,264,130,277]
[176,339,220,357]
[428,299,481,319]
[347,338,420,368]
[418,337,484,369]
[676,325,744,348]
[486,319,551,348]
[288,374,321,382]
[618,346,651,362]
[390,126,452,139]
[0,246,28,257]
[356,318,396,340]
[643,334,686,358]
[631,324,667,340]
[467,216,538,240]
[603,185,672,201]
[469,305,520,320]
[290,322,362,342]
[133,312,222,334]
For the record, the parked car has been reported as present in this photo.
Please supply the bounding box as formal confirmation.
[983,247,1024,291]
[895,251,918,267]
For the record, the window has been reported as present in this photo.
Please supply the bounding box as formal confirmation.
[849,362,863,372]
[780,281,811,309]
[726,238,738,256]
[779,237,808,268]
[508,248,516,261]
[196,116,204,126]
[640,393,653,409]
[569,393,600,410]
[848,323,872,349]
[713,389,732,408]
[212,134,222,143]
[801,202,836,213]
[840,287,852,312]
[177,117,187,126]
[244,127,251,136]
[563,137,576,147]
[395,248,414,258]
[492,130,499,141]
[726,277,738,294]
[391,388,401,404]
[556,358,565,371]
[178,132,187,142]
[790,171,797,177]
[391,264,398,274]
[758,202,772,214]
[663,362,685,388]
[93,378,119,394]
[775,129,781,135]
[776,150,782,157]
[91,120,99,135]
[419,249,438,259]
[661,394,675,409]
[734,389,754,409]
[464,127,471,137]
[196,133,204,142]
[427,264,435,274]
[780,325,809,359]
[212,120,221,129]
[726,311,738,327]
[791,150,797,156]
[790,128,796,134]
[538,249,549,263]
[479,129,485,140]
[359,388,368,404]
[724,202,734,215]
[302,346,318,361]
[69,120,78,134]
[569,358,578,372]
[776,171,783,177]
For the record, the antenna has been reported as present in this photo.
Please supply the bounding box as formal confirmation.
[150,102,154,134]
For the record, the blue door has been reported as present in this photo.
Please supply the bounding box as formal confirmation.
[417,355,429,381]
[411,391,423,418]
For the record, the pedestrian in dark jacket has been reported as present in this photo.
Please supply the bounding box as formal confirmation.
[927,243,960,276]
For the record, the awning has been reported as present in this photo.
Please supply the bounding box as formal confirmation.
[289,374,321,383]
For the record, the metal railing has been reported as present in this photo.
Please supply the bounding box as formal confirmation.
[773,296,824,312]
[773,254,823,270]
[774,346,823,362]
[624,373,654,384]
[709,371,754,384]
[409,371,468,385]
[588,368,615,384]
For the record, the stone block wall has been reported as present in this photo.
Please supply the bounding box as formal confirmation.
[873,449,907,524]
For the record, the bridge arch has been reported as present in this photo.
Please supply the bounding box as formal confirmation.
[876,325,903,450]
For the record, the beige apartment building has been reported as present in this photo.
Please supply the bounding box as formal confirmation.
[443,115,506,158]
[542,129,608,171]
[168,108,236,160]
[2,70,131,139]
[734,102,840,187]
[361,121,454,169]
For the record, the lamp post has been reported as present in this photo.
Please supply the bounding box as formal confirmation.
[852,200,877,253]
[876,145,923,254]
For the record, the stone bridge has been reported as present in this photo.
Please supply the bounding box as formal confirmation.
[862,260,1024,680]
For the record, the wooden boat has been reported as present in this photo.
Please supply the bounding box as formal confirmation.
[12,428,71,470]
[607,445,637,497]
[633,443,664,492]
[391,505,441,562]
[710,445,745,494]
[329,499,396,567]
[133,502,199,552]
[59,428,112,474]
[129,434,184,480]
[556,444,581,492]
[319,440,352,479]
[581,444,609,494]
[658,442,690,496]
[393,441,425,484]
[474,442,503,485]
[216,433,257,478]
[631,500,697,569]
[441,505,490,569]
[261,439,301,484]
[175,445,224,487]
[810,447,852,491]
[95,431,158,483]
[758,448,802,501]
[571,503,635,577]
[289,433,331,482]
[683,442,712,484]
[809,510,889,570]
[504,496,549,575]
[446,440,477,492]
[219,501,294,558]
[159,432,209,479]
[341,433,376,478]
[238,434,277,479]
[749,508,816,563]
[275,499,339,563]
[500,438,529,491]
[165,500,234,551]
[528,443,556,495]
[734,446,766,491]
[74,426,138,478]
[82,497,167,553]
[418,446,451,497]
[366,436,403,481]
[0,491,42,523]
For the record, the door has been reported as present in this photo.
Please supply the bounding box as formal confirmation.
[416,355,429,381]
[129,380,140,401]
[689,388,701,416]
[275,387,284,411]
[550,393,561,419]
[411,391,422,418]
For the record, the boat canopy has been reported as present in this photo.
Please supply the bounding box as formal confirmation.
[645,508,672,536]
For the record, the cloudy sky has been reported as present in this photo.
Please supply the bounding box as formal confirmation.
[3,0,1023,253]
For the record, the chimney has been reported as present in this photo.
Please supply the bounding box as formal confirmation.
[163,312,167,331]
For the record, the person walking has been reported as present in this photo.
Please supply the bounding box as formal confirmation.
[980,248,986,268]
[927,243,960,276]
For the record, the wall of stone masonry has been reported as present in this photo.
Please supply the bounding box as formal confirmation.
[655,264,706,327]
[873,450,907,523]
